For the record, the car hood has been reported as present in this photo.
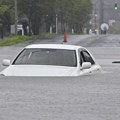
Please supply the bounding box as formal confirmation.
[1,65,78,76]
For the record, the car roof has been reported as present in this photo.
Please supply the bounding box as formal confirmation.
[25,44,84,50]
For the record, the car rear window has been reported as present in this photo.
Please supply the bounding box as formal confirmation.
[13,48,77,67]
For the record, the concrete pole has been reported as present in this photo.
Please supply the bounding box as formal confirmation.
[14,0,18,35]
[99,0,104,33]
[99,0,104,25]
[94,3,97,30]
[56,14,58,34]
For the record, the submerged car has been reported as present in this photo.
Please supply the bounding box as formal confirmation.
[0,44,102,76]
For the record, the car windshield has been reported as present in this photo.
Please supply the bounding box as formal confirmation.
[13,48,77,67]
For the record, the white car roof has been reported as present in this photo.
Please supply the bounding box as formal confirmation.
[25,44,84,50]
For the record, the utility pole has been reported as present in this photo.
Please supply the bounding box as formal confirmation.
[94,3,97,30]
[55,0,58,34]
[14,0,18,35]
[99,0,104,28]
[56,14,58,34]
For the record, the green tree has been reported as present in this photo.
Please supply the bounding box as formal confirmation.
[63,0,92,33]
[55,0,92,33]
[0,0,92,36]
[0,0,13,38]
[18,0,56,35]
[17,0,92,35]
[0,5,12,38]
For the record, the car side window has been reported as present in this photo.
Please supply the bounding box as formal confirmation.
[80,50,95,65]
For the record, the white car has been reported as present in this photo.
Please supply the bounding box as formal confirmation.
[0,44,102,76]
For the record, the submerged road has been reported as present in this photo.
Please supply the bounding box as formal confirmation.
[0,34,120,120]
[0,74,120,120]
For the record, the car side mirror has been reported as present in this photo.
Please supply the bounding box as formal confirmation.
[2,59,10,66]
[81,62,91,70]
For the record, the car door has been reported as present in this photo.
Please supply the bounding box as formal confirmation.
[79,49,100,74]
